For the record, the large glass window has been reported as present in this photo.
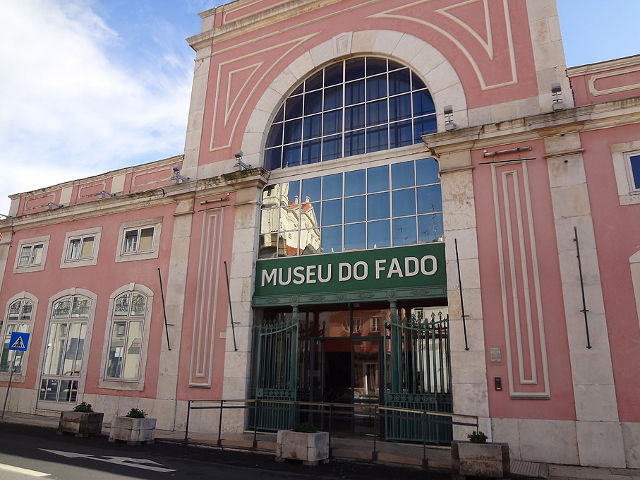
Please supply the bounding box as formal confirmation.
[105,292,146,381]
[39,295,90,403]
[0,299,33,374]
[265,57,436,170]
[259,158,443,258]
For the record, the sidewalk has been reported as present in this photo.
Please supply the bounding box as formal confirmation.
[1,411,638,480]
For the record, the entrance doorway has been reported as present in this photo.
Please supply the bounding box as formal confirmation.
[252,302,451,443]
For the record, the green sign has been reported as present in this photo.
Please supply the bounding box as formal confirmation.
[253,243,446,306]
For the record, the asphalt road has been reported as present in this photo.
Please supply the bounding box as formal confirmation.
[0,422,448,480]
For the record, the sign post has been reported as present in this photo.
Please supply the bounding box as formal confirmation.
[1,332,30,419]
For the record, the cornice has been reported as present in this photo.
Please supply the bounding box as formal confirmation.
[567,54,640,77]
[9,154,184,200]
[423,96,640,157]
[188,0,345,50]
[3,168,270,232]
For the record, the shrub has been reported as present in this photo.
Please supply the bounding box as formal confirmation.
[467,430,488,444]
[73,402,94,413]
[125,408,146,418]
[293,422,318,433]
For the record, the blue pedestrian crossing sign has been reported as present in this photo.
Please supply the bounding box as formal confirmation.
[9,332,29,351]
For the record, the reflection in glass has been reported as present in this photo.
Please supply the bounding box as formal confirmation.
[345,170,365,196]
[302,177,321,202]
[321,226,341,253]
[367,165,388,193]
[414,116,437,142]
[323,110,342,135]
[368,192,390,220]
[266,123,283,147]
[366,75,387,101]
[392,189,416,217]
[285,95,303,118]
[345,57,365,81]
[321,199,342,226]
[392,161,415,189]
[368,220,390,248]
[417,185,442,213]
[322,174,342,199]
[260,158,442,254]
[418,213,444,243]
[346,104,365,130]
[284,119,302,143]
[345,80,364,105]
[416,157,440,185]
[393,217,417,245]
[345,223,365,250]
[283,143,301,167]
[344,196,365,223]
[324,62,343,86]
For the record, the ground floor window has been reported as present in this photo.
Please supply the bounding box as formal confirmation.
[39,295,90,403]
[0,298,33,374]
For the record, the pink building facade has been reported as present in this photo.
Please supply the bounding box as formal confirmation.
[0,0,639,469]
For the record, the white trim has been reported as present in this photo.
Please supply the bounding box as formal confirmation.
[588,65,640,97]
[189,208,225,387]
[610,141,640,206]
[13,235,50,274]
[114,217,163,263]
[35,288,97,412]
[98,283,153,391]
[59,226,102,269]
[491,162,549,399]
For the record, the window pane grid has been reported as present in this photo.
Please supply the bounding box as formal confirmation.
[266,56,436,170]
[259,158,443,258]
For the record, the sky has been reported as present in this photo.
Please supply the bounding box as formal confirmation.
[0,0,639,215]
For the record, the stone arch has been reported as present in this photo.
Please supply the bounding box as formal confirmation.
[240,30,467,168]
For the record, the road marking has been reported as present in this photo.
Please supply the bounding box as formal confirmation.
[40,449,175,473]
[0,463,50,477]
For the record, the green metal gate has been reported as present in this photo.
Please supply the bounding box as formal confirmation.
[252,311,298,431]
[384,307,452,444]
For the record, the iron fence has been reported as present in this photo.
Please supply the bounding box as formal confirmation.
[184,398,478,467]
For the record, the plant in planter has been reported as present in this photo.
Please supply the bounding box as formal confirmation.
[451,430,510,479]
[108,407,157,445]
[58,402,104,437]
[276,422,329,466]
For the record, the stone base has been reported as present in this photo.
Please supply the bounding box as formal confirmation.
[276,430,329,465]
[108,416,156,445]
[58,411,104,437]
[452,441,510,479]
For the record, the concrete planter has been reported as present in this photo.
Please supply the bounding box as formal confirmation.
[276,430,330,466]
[452,441,510,479]
[108,416,157,445]
[58,411,104,437]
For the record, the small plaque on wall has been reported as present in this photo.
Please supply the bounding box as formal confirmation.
[490,347,502,364]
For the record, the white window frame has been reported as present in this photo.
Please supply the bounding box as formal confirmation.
[99,284,153,391]
[115,218,162,263]
[35,288,96,411]
[370,316,381,333]
[60,227,102,269]
[0,293,38,382]
[14,235,50,273]
[611,141,640,205]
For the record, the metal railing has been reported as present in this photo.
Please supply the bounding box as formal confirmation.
[184,399,479,467]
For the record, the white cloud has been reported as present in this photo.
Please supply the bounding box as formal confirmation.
[0,0,193,214]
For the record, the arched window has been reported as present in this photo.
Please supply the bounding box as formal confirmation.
[0,298,34,374]
[264,56,436,170]
[40,295,91,403]
[105,291,147,381]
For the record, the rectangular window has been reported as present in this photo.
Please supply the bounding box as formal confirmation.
[67,236,94,261]
[18,243,43,267]
[370,317,380,333]
[123,227,155,254]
